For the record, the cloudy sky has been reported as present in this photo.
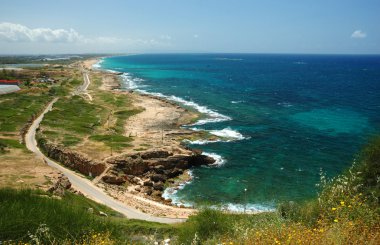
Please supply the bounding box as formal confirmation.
[0,0,379,54]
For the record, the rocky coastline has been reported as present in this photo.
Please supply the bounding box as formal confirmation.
[34,58,219,216]
[103,148,215,202]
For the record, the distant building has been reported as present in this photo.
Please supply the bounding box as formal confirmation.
[0,85,20,95]
[0,80,21,86]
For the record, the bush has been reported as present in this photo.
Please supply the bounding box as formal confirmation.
[353,136,380,206]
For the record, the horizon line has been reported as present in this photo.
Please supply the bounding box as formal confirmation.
[1,52,380,57]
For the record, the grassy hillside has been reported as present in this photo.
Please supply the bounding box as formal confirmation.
[37,73,142,160]
[0,188,173,244]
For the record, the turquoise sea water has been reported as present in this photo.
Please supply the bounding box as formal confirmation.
[98,54,380,211]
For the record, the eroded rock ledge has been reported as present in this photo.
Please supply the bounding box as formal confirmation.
[38,140,106,177]
[38,138,215,204]
[102,149,215,200]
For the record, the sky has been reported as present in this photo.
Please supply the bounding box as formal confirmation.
[0,0,379,55]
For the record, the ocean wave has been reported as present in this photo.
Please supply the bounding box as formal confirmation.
[211,203,275,213]
[134,89,232,126]
[162,170,194,207]
[92,59,104,69]
[163,185,275,213]
[209,127,245,140]
[183,139,221,145]
[202,152,226,166]
[231,100,245,104]
[184,127,248,145]
[167,95,232,125]
[120,73,146,90]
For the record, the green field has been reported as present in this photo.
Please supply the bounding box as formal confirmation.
[0,93,51,132]
[38,75,142,154]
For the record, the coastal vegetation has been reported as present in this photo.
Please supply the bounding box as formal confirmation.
[0,188,173,244]
[1,135,379,244]
[37,73,142,158]
[0,66,79,188]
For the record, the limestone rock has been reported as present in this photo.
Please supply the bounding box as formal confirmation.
[102,175,126,185]
[140,150,172,159]
[38,142,106,176]
[153,182,164,191]
[150,174,167,183]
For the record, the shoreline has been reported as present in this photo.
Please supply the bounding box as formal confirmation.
[83,57,270,217]
[84,58,205,218]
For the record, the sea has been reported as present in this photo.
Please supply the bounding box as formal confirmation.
[97,54,380,212]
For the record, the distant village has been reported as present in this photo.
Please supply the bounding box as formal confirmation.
[0,67,59,95]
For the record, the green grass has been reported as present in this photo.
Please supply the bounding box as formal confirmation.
[0,188,174,244]
[0,93,51,132]
[62,135,82,146]
[0,138,24,149]
[42,96,103,136]
[89,134,133,150]
[40,89,142,151]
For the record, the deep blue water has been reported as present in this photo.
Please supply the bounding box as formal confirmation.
[99,54,380,211]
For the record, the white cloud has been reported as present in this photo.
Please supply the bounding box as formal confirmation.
[0,22,83,43]
[351,30,367,39]
[0,22,175,53]
[159,35,172,40]
[0,22,121,44]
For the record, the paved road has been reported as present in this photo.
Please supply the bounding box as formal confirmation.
[25,100,185,224]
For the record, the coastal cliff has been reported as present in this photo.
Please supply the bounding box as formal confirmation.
[37,139,106,177]
[103,149,215,199]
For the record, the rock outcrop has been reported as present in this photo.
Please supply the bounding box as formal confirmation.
[102,175,126,185]
[38,141,106,177]
[48,174,72,196]
[104,149,215,201]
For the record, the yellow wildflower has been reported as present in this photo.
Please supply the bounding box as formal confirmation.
[334,219,338,223]
[340,201,345,206]
[331,207,337,211]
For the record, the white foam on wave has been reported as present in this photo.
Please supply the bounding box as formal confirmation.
[184,139,221,145]
[162,170,194,207]
[134,89,232,126]
[167,95,232,125]
[121,73,147,90]
[202,152,226,166]
[163,182,275,213]
[209,127,245,140]
[231,100,245,104]
[212,203,275,213]
[184,127,248,145]
[92,59,105,69]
